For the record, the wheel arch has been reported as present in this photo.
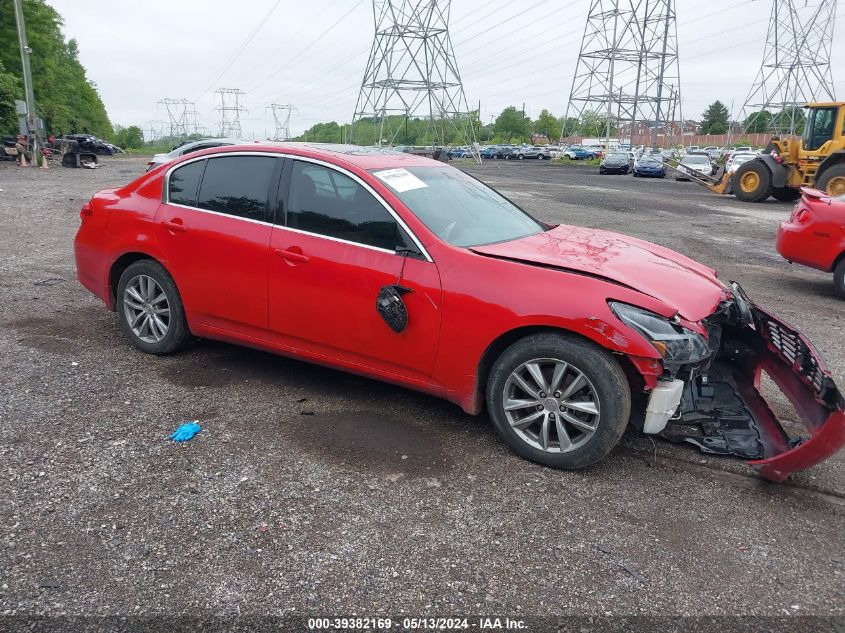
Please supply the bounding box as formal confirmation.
[108,252,172,311]
[816,150,845,182]
[471,325,647,415]
[756,155,788,188]
[832,249,845,274]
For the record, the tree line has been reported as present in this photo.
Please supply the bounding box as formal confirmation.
[293,100,795,147]
[0,0,112,139]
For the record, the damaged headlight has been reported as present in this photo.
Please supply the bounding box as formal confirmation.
[609,302,711,370]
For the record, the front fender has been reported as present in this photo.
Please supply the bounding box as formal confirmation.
[758,154,788,188]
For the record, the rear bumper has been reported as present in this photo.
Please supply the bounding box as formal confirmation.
[660,288,845,481]
[776,222,833,272]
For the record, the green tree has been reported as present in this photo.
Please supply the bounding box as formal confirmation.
[494,106,531,142]
[578,110,616,138]
[533,109,560,142]
[0,60,18,133]
[700,100,730,135]
[771,107,805,134]
[0,0,113,137]
[114,124,144,149]
[744,110,772,133]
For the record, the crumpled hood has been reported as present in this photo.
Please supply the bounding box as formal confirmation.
[471,225,728,322]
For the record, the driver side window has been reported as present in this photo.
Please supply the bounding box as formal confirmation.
[286,161,411,252]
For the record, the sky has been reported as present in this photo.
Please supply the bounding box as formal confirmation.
[48,0,845,140]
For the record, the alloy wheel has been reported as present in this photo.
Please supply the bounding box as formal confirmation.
[123,274,170,343]
[502,358,600,453]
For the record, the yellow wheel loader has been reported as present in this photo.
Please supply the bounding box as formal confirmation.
[669,102,845,202]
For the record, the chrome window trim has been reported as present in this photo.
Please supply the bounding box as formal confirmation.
[163,151,433,262]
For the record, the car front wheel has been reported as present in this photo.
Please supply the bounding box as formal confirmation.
[486,333,631,469]
[117,259,193,355]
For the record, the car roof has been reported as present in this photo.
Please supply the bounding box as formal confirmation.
[186,141,445,169]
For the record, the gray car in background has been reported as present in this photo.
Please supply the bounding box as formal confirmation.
[145,138,244,171]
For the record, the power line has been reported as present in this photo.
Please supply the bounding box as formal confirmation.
[194,0,282,101]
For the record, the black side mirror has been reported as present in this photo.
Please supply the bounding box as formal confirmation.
[376,285,411,333]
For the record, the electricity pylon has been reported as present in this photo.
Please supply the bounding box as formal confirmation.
[351,0,480,163]
[158,98,192,138]
[214,88,248,138]
[741,0,837,135]
[267,104,296,140]
[562,0,682,151]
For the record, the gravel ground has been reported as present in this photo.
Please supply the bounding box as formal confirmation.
[1,156,843,627]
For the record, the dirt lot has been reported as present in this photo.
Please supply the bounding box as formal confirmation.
[1,156,844,625]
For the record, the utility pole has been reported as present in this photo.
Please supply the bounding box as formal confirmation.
[266,104,295,141]
[741,0,837,135]
[351,0,481,162]
[563,0,681,151]
[214,88,248,138]
[13,0,40,162]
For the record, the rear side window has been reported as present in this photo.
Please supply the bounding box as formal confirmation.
[168,160,205,206]
[197,156,277,222]
[286,161,404,251]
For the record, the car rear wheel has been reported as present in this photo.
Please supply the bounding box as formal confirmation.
[518,154,525,160]
[834,258,845,300]
[117,260,193,355]
[486,333,631,469]
[734,161,772,202]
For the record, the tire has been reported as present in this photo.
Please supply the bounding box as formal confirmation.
[599,168,606,174]
[771,187,801,202]
[518,154,525,160]
[537,154,545,160]
[734,161,772,202]
[817,164,845,198]
[633,171,639,177]
[116,259,193,355]
[486,333,631,470]
[835,258,845,300]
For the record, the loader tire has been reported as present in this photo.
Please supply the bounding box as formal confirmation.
[817,164,845,198]
[734,161,772,202]
[771,187,801,202]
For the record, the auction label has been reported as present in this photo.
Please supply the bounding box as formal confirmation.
[372,168,429,193]
[307,617,528,630]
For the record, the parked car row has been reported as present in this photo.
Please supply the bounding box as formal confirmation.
[600,151,666,178]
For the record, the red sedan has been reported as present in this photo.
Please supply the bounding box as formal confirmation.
[777,187,845,298]
[74,144,845,480]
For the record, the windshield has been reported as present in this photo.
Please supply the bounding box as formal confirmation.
[683,155,710,164]
[371,166,544,248]
[607,153,627,159]
[641,155,663,164]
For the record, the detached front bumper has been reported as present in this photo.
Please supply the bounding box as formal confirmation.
[657,288,845,481]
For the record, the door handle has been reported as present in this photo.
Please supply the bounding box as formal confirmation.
[274,248,310,263]
[163,219,187,233]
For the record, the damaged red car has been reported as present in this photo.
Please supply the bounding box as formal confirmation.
[74,144,845,481]
[776,187,845,299]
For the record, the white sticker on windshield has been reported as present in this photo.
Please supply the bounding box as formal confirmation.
[373,168,428,193]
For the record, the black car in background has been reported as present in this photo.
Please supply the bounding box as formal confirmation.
[599,151,629,174]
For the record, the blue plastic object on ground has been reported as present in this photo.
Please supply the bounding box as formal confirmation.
[170,422,202,443]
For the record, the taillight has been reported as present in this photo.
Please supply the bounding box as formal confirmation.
[790,207,811,224]
[80,201,93,222]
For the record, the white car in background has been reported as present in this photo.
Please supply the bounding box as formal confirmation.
[726,151,758,174]
[676,152,714,181]
[145,138,245,171]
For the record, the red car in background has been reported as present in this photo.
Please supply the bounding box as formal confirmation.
[74,143,845,481]
[777,188,845,298]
